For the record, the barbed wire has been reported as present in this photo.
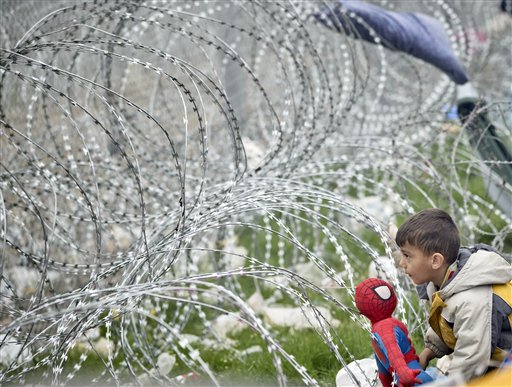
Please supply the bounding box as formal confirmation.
[1,0,511,386]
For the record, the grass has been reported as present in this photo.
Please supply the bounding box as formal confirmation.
[5,130,510,386]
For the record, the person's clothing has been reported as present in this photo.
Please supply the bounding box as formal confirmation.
[372,320,433,386]
[502,0,512,14]
[425,366,449,382]
[423,245,512,381]
[314,0,469,84]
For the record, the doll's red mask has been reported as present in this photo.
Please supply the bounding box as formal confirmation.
[355,278,397,323]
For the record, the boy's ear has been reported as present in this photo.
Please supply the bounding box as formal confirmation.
[431,253,445,269]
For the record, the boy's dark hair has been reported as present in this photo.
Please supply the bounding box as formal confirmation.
[396,208,460,264]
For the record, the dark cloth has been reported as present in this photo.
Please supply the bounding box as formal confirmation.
[315,0,469,84]
[501,0,512,14]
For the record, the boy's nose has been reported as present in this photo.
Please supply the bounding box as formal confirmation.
[398,257,406,268]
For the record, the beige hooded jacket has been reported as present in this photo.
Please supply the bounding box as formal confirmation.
[424,248,512,381]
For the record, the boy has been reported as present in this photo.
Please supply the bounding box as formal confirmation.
[395,208,512,382]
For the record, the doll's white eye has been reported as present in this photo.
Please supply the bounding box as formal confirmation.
[374,285,391,300]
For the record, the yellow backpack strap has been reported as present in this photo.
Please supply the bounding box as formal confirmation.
[492,281,512,327]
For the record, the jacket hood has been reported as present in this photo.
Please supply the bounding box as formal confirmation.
[439,245,512,299]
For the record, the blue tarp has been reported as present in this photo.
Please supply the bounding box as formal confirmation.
[315,0,469,84]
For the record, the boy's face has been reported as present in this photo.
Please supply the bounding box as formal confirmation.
[398,242,436,285]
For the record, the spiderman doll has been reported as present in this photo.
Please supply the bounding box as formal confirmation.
[355,278,433,387]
